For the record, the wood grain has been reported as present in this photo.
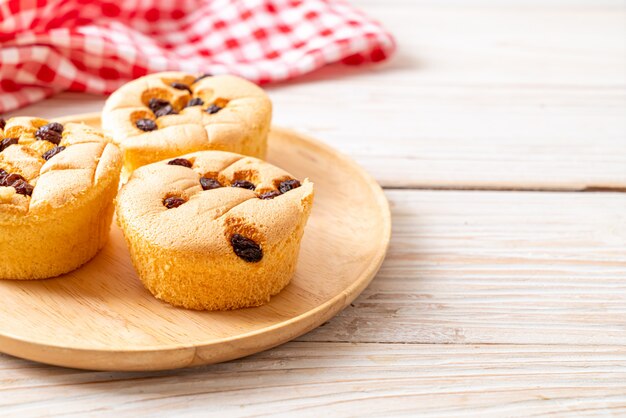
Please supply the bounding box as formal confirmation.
[0,122,390,371]
[1,343,625,417]
[302,190,626,345]
[1,190,624,415]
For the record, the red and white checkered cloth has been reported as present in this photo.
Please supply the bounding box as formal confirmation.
[0,0,395,113]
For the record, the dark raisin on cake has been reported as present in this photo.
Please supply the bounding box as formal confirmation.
[200,177,222,190]
[148,98,170,112]
[0,170,33,196]
[231,180,255,190]
[11,179,33,196]
[205,104,223,114]
[230,234,263,262]
[170,82,192,93]
[42,146,66,161]
[0,137,18,152]
[279,179,301,194]
[167,158,193,168]
[185,98,204,108]
[163,196,186,209]
[35,123,63,145]
[259,190,280,200]
[136,118,157,131]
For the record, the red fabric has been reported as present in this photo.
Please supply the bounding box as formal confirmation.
[0,0,395,113]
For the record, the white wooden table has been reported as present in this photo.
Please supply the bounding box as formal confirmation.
[2,0,625,416]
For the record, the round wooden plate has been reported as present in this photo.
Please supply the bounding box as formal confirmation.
[0,113,390,371]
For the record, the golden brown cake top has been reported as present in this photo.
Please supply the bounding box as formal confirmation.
[0,117,122,220]
[101,72,271,150]
[116,150,314,262]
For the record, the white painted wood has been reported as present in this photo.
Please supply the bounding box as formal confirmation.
[302,190,626,345]
[2,190,625,415]
[1,343,625,417]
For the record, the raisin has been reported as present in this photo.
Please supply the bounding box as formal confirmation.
[0,118,5,130]
[200,176,222,190]
[163,196,186,209]
[259,190,280,200]
[45,122,64,133]
[205,104,223,114]
[0,137,18,152]
[193,73,212,83]
[35,125,62,145]
[4,172,25,185]
[231,180,255,190]
[42,145,66,161]
[136,118,157,131]
[170,82,192,93]
[186,98,204,107]
[147,97,178,117]
[148,98,170,113]
[154,104,177,118]
[167,158,192,168]
[230,234,263,263]
[1,172,33,196]
[279,179,301,194]
[11,179,33,196]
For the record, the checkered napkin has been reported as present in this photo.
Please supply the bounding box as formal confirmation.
[0,0,395,113]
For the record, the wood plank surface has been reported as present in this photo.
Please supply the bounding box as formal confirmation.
[1,344,625,417]
[302,190,626,345]
[278,0,626,189]
[2,190,625,416]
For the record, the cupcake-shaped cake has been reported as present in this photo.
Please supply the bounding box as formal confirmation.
[0,117,122,279]
[116,151,314,310]
[102,72,272,180]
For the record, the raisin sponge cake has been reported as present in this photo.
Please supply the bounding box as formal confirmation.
[116,151,314,310]
[102,72,272,180]
[0,117,122,279]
